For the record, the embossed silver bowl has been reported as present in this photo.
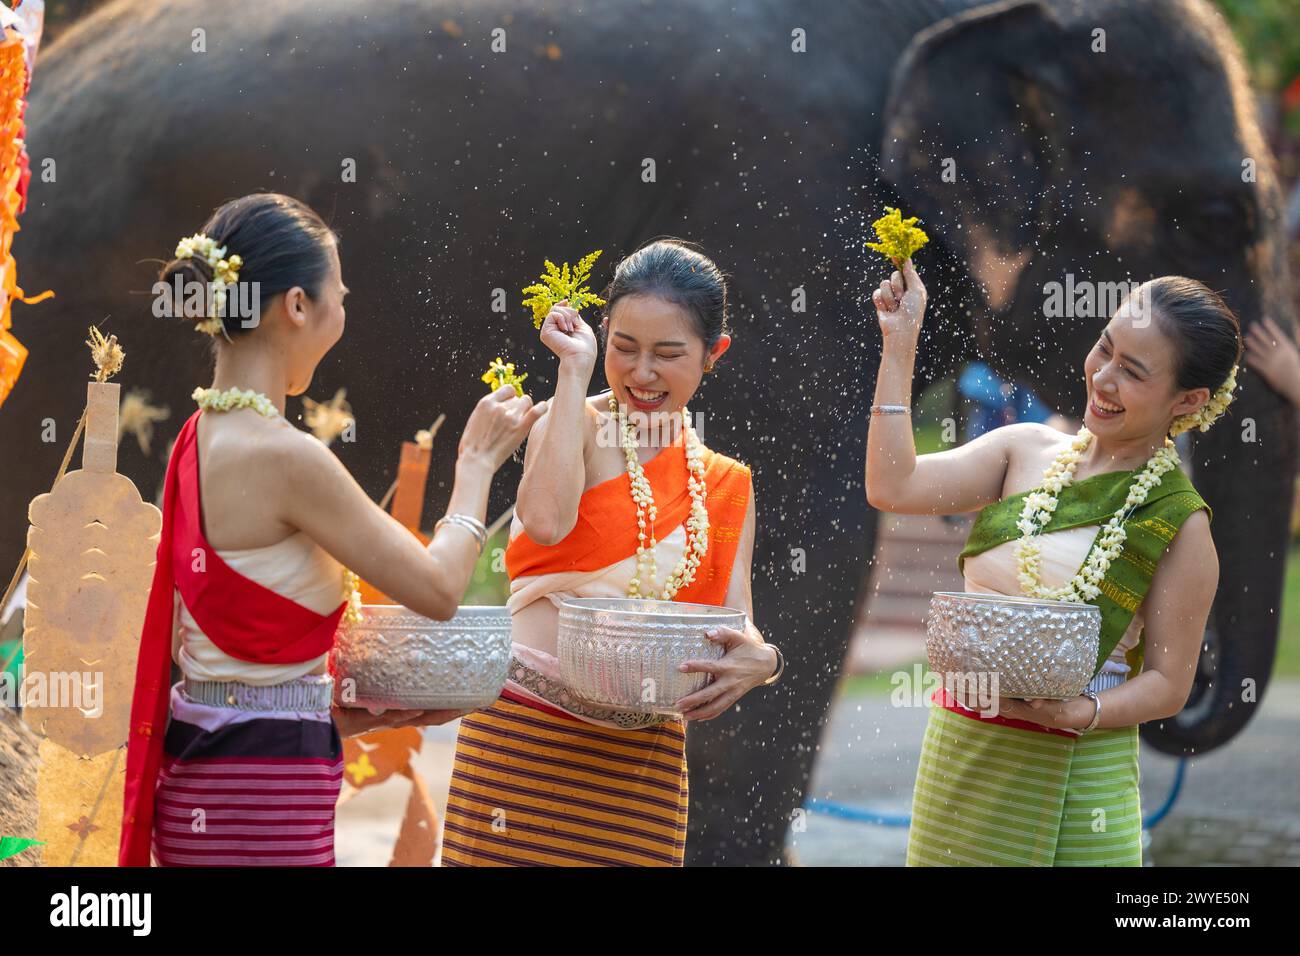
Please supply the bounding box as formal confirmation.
[331,604,511,710]
[557,597,746,715]
[925,592,1101,699]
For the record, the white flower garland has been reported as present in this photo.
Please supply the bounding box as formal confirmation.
[192,385,279,419]
[1016,361,1239,602]
[1014,426,1181,603]
[192,385,363,624]
[608,394,709,601]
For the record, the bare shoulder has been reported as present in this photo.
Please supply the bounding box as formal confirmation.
[1001,421,1071,466]
[259,418,347,484]
[1168,507,1216,562]
[1152,506,1218,591]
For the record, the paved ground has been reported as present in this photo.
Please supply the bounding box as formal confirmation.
[335,676,1300,866]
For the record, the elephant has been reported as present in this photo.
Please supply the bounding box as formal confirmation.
[1,0,1293,865]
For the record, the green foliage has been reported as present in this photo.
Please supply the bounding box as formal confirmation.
[866,207,930,265]
[521,250,607,328]
[1214,0,1300,94]
[0,836,45,862]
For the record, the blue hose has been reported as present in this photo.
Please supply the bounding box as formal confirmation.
[806,757,1188,830]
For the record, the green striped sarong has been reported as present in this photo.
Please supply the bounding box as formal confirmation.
[905,460,1211,866]
[908,706,1142,866]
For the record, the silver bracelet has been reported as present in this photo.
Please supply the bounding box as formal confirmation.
[761,644,785,686]
[1078,690,1102,733]
[870,404,911,416]
[435,514,487,555]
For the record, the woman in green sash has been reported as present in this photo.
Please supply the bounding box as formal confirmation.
[865,263,1242,866]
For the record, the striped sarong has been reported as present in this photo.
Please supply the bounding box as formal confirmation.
[151,684,343,867]
[907,705,1142,866]
[442,695,689,866]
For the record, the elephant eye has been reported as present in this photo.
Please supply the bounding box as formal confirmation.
[1174,196,1254,249]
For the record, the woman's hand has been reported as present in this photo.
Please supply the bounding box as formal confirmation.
[954,690,1093,732]
[458,383,548,472]
[673,621,778,722]
[540,299,598,373]
[1244,315,1300,408]
[331,703,473,738]
[872,258,927,345]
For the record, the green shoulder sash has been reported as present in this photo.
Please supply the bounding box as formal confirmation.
[958,465,1212,676]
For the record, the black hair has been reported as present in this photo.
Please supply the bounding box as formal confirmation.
[1137,276,1243,395]
[599,239,729,361]
[159,192,336,350]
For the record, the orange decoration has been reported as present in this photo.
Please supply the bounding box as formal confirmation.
[0,29,52,408]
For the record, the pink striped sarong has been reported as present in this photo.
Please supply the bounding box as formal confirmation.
[151,683,343,867]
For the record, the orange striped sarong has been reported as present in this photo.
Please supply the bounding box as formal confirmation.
[443,433,750,866]
[442,695,689,866]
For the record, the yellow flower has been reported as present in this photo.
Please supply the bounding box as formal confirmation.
[866,206,929,265]
[521,250,606,328]
[481,356,528,396]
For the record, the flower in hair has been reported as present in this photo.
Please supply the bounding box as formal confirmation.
[173,232,244,336]
[1169,364,1239,437]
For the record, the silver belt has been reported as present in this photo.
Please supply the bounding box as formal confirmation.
[182,675,335,712]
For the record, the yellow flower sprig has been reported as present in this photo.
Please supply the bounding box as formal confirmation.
[866,206,929,265]
[481,356,528,396]
[521,250,606,328]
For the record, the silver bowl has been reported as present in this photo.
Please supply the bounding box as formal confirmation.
[557,597,746,715]
[331,604,511,710]
[925,592,1101,699]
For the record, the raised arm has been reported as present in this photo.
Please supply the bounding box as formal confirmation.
[514,300,599,544]
[278,384,545,621]
[864,259,1018,515]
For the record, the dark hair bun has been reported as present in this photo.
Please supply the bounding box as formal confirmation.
[600,238,729,357]
[159,192,336,343]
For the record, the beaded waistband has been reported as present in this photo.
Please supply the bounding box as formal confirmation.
[181,675,334,712]
[1084,670,1129,694]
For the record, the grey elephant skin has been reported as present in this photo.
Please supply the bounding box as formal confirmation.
[4,0,1294,864]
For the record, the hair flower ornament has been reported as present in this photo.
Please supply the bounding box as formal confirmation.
[1169,364,1239,437]
[174,232,244,337]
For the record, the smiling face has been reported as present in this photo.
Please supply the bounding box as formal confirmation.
[284,241,347,395]
[602,292,730,422]
[1082,301,1209,440]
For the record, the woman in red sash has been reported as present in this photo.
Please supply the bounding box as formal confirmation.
[442,240,783,866]
[120,193,544,866]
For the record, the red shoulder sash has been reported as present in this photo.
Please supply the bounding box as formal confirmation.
[119,408,344,866]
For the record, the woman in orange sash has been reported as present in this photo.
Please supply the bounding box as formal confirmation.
[442,240,783,866]
[120,193,544,866]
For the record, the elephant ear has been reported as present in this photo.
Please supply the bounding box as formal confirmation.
[881,0,1067,312]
